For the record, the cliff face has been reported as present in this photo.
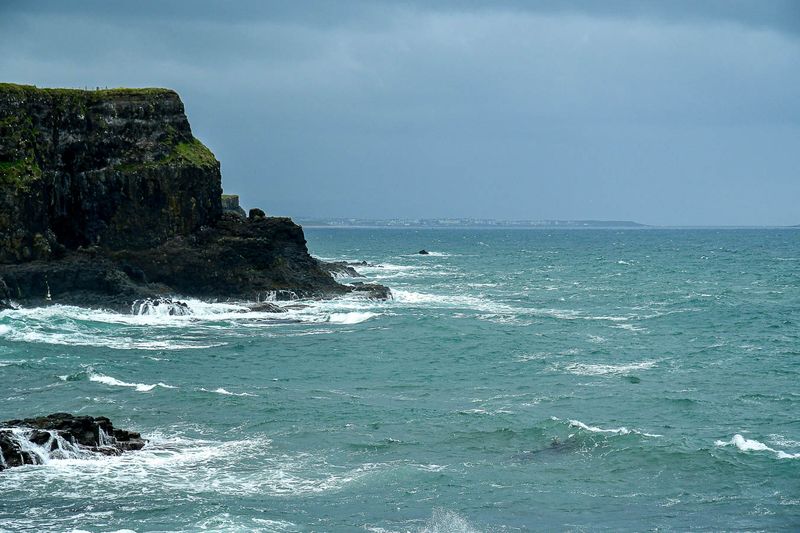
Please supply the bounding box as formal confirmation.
[0,83,388,309]
[0,83,221,262]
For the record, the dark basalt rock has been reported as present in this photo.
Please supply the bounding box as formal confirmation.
[110,214,349,302]
[248,208,266,221]
[0,413,146,471]
[0,275,15,310]
[221,194,247,218]
[349,281,393,300]
[0,83,390,309]
[247,302,287,313]
[418,249,430,255]
[321,260,364,278]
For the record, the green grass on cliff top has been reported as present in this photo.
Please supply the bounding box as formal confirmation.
[171,138,217,168]
[0,82,175,98]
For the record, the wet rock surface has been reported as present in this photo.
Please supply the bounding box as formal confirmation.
[321,260,364,278]
[0,413,146,471]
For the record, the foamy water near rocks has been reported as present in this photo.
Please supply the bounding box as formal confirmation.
[0,413,146,471]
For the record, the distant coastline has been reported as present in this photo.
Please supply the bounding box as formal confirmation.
[297,218,649,229]
[297,218,800,229]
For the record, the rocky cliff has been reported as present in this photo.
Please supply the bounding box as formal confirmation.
[0,83,386,309]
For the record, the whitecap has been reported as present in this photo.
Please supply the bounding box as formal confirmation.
[569,419,661,437]
[89,372,176,393]
[200,387,256,397]
[563,361,656,376]
[420,509,480,533]
[327,312,378,324]
[610,323,647,332]
[715,434,800,459]
[768,434,800,448]
[392,290,516,314]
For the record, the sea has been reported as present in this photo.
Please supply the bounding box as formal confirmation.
[1,228,799,532]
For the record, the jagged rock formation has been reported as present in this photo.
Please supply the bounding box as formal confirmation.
[0,83,389,309]
[221,193,247,218]
[0,413,146,471]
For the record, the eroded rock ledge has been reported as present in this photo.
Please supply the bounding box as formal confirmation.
[0,413,146,471]
[0,83,389,309]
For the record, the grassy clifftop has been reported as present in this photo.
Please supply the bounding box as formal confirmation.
[0,82,176,98]
[0,82,222,260]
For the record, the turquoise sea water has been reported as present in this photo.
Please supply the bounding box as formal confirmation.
[1,228,799,531]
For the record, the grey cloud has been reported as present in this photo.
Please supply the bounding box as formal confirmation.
[1,1,799,225]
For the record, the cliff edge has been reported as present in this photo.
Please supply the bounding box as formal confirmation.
[0,83,386,309]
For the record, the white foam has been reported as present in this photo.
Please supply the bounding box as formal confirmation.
[715,434,800,459]
[89,372,176,393]
[420,509,480,533]
[392,290,516,314]
[569,419,661,438]
[327,312,378,324]
[768,434,800,448]
[563,360,656,376]
[610,323,647,332]
[201,387,257,397]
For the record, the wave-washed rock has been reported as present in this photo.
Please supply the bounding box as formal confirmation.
[0,413,146,471]
[0,83,389,310]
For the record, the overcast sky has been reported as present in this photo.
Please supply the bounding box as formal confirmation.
[2,1,799,225]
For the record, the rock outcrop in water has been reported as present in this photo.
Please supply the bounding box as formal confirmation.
[0,83,388,309]
[0,413,146,471]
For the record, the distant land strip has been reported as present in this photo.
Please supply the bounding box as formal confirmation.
[296,218,648,228]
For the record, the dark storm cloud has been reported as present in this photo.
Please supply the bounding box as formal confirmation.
[1,1,798,225]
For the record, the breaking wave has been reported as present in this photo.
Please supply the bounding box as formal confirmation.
[715,434,800,459]
[200,387,257,397]
[419,509,480,533]
[562,361,657,376]
[87,372,176,393]
[567,419,662,438]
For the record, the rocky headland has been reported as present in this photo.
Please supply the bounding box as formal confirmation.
[0,83,388,311]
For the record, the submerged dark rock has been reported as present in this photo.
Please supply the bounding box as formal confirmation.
[511,437,576,462]
[0,413,146,471]
[321,260,364,278]
[0,83,389,309]
[349,281,392,300]
[247,302,287,313]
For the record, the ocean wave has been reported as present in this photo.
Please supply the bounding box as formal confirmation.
[768,434,800,448]
[414,251,451,257]
[0,296,386,350]
[327,312,378,324]
[610,323,647,332]
[715,434,800,459]
[420,509,479,533]
[0,431,389,499]
[200,387,257,397]
[87,372,176,393]
[568,419,662,438]
[562,361,657,376]
[392,290,516,314]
